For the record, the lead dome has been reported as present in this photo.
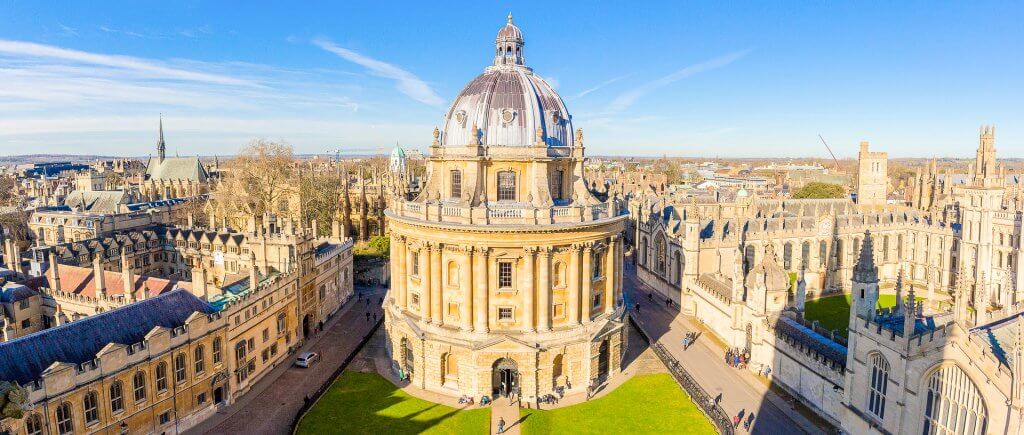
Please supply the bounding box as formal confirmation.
[440,14,574,148]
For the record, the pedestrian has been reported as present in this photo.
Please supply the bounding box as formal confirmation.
[714,393,722,406]
[732,415,740,428]
[366,312,370,322]
[648,292,653,301]
[497,417,506,434]
[635,302,640,313]
[373,313,377,322]
[734,354,740,368]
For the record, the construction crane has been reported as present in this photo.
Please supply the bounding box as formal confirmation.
[818,134,841,171]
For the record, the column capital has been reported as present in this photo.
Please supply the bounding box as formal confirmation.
[476,246,490,255]
[523,246,538,254]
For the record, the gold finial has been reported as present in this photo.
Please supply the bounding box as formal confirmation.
[507,12,513,24]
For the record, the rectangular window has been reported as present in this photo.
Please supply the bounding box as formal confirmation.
[497,171,516,201]
[411,293,420,307]
[84,393,99,424]
[197,392,207,405]
[498,261,513,288]
[270,343,279,357]
[551,169,564,200]
[262,328,269,342]
[553,303,565,319]
[159,411,171,425]
[21,319,30,329]
[411,252,420,277]
[593,293,602,308]
[450,170,462,199]
[447,303,460,320]
[498,307,514,321]
[261,349,269,363]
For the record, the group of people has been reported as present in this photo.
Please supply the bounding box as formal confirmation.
[732,410,755,431]
[725,348,749,369]
[682,331,700,350]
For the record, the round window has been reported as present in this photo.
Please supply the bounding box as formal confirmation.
[501,109,515,124]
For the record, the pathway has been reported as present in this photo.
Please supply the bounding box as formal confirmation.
[625,265,835,434]
[187,286,385,435]
[490,397,522,435]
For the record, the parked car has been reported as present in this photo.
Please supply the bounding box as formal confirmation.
[295,352,320,368]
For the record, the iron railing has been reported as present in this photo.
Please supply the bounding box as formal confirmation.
[630,314,735,435]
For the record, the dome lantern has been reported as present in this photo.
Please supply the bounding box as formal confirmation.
[495,12,525,67]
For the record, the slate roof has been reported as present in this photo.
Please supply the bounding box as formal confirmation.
[0,283,36,304]
[775,316,848,368]
[145,156,209,182]
[972,312,1024,368]
[0,289,215,385]
[63,190,127,213]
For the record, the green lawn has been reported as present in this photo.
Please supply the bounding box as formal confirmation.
[520,373,715,435]
[804,294,924,337]
[297,371,489,435]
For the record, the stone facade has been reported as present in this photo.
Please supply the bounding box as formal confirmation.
[384,15,628,406]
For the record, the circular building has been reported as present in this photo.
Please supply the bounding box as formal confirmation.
[384,15,628,405]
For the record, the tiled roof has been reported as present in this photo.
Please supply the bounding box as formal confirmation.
[0,283,36,304]
[144,156,208,182]
[63,190,127,213]
[0,289,215,385]
[54,265,190,299]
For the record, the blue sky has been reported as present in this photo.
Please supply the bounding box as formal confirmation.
[0,1,1021,158]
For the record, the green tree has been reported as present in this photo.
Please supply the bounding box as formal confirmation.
[368,235,390,257]
[793,182,846,199]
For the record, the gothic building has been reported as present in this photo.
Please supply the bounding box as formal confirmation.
[383,15,628,405]
[633,128,1023,432]
[140,118,210,201]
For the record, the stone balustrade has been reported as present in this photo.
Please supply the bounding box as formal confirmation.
[390,199,618,226]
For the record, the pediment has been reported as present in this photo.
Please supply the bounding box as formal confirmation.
[476,334,541,352]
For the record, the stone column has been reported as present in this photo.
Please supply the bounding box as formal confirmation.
[395,236,407,309]
[537,247,551,331]
[605,236,618,314]
[473,247,489,333]
[460,248,473,331]
[430,244,443,326]
[568,245,581,325]
[405,242,415,311]
[581,245,593,322]
[421,245,432,321]
[522,247,536,332]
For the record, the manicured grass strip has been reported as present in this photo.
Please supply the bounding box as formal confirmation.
[520,373,715,435]
[804,294,924,337]
[297,371,489,435]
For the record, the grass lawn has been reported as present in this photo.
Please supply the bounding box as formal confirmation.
[520,373,715,435]
[297,371,489,435]
[805,294,924,337]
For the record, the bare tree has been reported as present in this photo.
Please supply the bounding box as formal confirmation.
[214,139,296,225]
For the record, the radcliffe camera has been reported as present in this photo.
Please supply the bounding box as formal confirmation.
[0,3,1021,435]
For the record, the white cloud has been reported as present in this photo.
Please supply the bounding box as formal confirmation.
[571,75,628,99]
[609,50,750,112]
[57,23,78,37]
[0,39,259,87]
[313,38,444,107]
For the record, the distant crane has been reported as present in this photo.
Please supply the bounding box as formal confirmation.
[818,134,841,171]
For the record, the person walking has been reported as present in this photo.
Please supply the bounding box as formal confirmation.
[365,312,370,322]
[732,415,741,428]
[497,417,506,434]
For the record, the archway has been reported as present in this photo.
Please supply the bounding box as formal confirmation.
[302,314,312,338]
[597,339,610,382]
[491,358,519,398]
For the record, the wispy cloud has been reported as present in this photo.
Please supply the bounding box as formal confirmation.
[0,40,260,87]
[571,75,628,99]
[98,25,147,38]
[57,23,78,37]
[609,50,750,111]
[313,38,443,107]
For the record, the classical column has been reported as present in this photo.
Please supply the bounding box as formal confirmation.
[537,247,552,331]
[581,245,593,322]
[395,236,407,309]
[404,242,415,311]
[473,247,489,333]
[605,236,618,314]
[421,245,432,321]
[522,247,536,332]
[568,245,581,325]
[460,248,473,331]
[430,243,443,326]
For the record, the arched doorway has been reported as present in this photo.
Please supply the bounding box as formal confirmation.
[597,339,610,382]
[491,358,519,397]
[302,314,312,338]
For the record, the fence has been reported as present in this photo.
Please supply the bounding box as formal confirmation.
[290,318,383,434]
[629,314,735,435]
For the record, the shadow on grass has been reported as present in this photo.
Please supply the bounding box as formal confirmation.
[297,371,488,435]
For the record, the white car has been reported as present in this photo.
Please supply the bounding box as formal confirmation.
[295,352,320,368]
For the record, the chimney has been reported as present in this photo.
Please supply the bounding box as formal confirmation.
[48,249,61,292]
[93,254,106,299]
[121,249,135,301]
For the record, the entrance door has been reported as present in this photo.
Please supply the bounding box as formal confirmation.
[214,386,224,404]
[302,314,312,338]
[491,358,519,397]
[597,339,610,381]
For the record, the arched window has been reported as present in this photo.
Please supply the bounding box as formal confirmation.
[640,237,649,267]
[868,353,889,419]
[819,241,827,268]
[401,338,414,374]
[194,345,206,375]
[449,170,462,199]
[83,390,99,424]
[922,365,987,435]
[897,234,904,259]
[213,337,223,364]
[56,402,74,435]
[835,239,844,268]
[882,235,890,262]
[801,241,811,270]
[447,261,459,286]
[174,353,187,383]
[442,352,458,383]
[156,362,168,391]
[133,371,147,401]
[783,242,793,270]
[497,171,516,201]
[655,238,666,274]
[110,380,124,413]
[552,354,564,380]
[553,262,566,287]
[744,245,756,276]
[25,413,43,435]
[277,313,287,333]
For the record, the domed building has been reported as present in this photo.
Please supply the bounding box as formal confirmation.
[383,15,628,405]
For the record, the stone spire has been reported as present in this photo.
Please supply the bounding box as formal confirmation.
[894,268,905,315]
[852,230,878,284]
[903,284,917,337]
[157,115,166,163]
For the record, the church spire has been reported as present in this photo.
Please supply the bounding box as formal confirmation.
[157,115,166,162]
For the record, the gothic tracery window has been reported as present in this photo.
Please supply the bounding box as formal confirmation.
[922,365,987,435]
[868,353,889,419]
